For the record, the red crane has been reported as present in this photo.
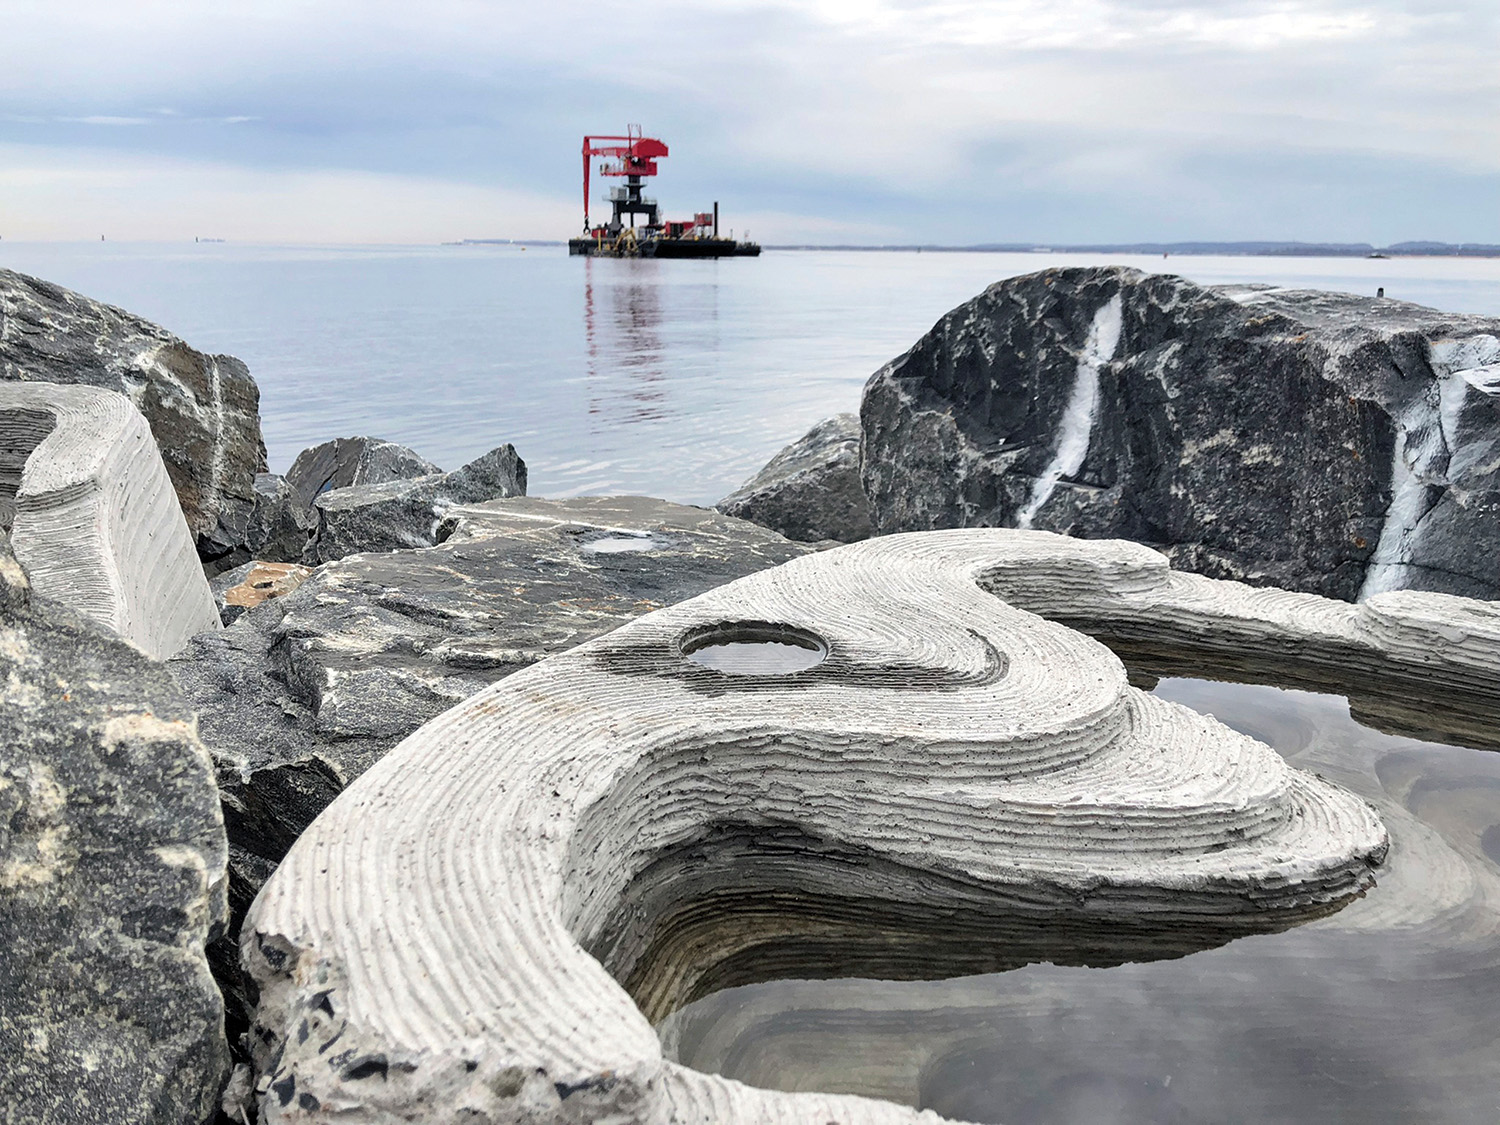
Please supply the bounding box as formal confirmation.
[581,125,669,229]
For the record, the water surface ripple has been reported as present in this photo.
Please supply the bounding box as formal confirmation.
[2,242,1497,504]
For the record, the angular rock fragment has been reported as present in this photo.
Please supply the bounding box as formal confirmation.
[243,529,1391,1125]
[0,532,229,1125]
[306,443,526,563]
[0,268,267,566]
[718,412,873,543]
[232,473,319,570]
[0,383,220,659]
[860,266,1500,600]
[285,435,442,507]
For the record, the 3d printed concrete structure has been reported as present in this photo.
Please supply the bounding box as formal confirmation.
[0,383,219,659]
[242,530,1415,1124]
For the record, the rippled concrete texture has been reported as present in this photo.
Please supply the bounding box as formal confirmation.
[242,530,1411,1124]
[0,383,219,659]
[664,679,1500,1123]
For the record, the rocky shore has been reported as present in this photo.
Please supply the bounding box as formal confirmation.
[2,265,1497,1125]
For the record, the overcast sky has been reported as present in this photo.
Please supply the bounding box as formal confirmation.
[1,0,1495,244]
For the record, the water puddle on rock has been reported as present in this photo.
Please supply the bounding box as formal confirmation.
[580,531,662,554]
[658,678,1500,1124]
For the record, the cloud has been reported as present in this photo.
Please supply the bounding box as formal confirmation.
[0,0,1496,242]
[57,115,153,126]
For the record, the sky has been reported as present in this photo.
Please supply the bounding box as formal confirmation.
[0,0,1496,245]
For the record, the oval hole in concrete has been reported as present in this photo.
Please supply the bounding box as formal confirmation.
[682,622,828,675]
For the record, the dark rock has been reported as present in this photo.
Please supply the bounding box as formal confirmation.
[285,436,442,508]
[0,532,229,1125]
[169,496,815,1036]
[860,266,1500,601]
[0,268,267,568]
[717,413,873,543]
[247,474,318,566]
[307,444,526,564]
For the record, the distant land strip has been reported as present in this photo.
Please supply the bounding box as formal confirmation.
[758,240,1500,257]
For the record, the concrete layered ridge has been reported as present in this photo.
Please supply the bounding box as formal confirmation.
[0,531,229,1125]
[244,529,1391,1124]
[0,268,267,565]
[860,266,1500,600]
[0,383,220,659]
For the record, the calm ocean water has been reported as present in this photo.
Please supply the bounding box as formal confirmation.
[2,242,1499,504]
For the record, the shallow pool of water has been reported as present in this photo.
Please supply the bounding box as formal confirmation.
[660,679,1500,1124]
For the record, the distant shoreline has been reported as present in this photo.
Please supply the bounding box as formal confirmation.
[758,241,1500,258]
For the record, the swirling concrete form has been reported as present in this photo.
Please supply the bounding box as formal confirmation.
[245,530,1395,1125]
[0,383,219,659]
[977,535,1500,749]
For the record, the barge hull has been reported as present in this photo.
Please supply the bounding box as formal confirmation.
[568,237,759,258]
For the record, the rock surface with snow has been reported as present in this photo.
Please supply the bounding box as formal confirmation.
[717,412,873,543]
[0,531,229,1125]
[861,266,1500,601]
[0,268,267,569]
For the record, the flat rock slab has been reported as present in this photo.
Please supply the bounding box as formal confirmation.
[0,534,229,1125]
[861,266,1500,601]
[0,383,220,659]
[718,412,873,543]
[0,268,267,566]
[169,495,816,1034]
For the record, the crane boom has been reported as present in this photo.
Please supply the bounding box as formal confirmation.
[581,125,669,228]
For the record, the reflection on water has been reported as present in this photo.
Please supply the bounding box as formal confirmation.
[585,258,673,426]
[661,680,1500,1124]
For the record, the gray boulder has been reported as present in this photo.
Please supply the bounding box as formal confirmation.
[717,413,873,543]
[169,495,815,1033]
[0,268,267,569]
[234,473,319,570]
[285,435,442,507]
[306,443,526,563]
[861,266,1500,601]
[0,533,229,1125]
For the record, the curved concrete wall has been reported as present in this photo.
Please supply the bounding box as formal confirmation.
[0,383,220,659]
[244,530,1401,1124]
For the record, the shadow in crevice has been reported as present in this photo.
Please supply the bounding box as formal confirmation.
[587,822,1357,1027]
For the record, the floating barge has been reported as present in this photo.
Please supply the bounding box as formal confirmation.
[568,127,759,259]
